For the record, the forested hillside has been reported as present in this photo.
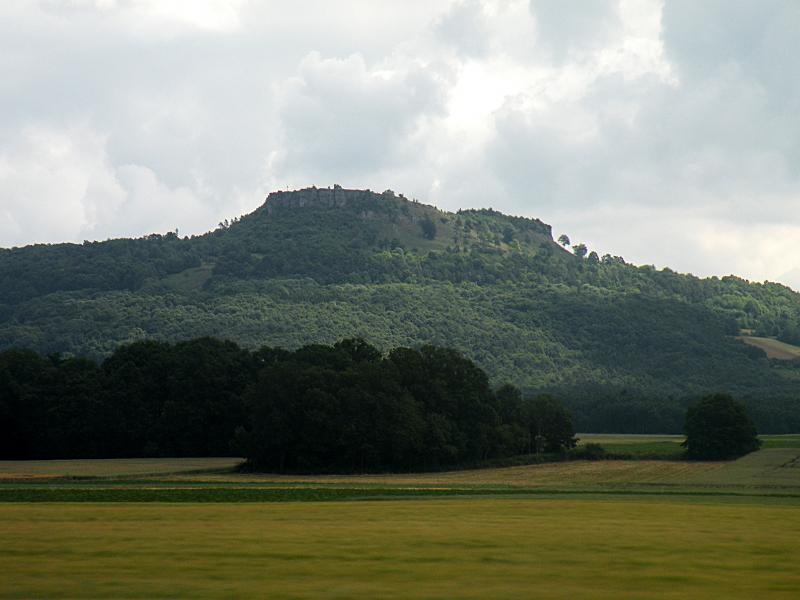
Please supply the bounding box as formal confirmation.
[2,186,800,432]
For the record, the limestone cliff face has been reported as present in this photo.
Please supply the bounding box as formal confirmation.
[259,186,553,238]
[263,186,390,215]
[259,186,436,226]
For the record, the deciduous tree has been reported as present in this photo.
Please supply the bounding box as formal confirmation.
[683,394,760,460]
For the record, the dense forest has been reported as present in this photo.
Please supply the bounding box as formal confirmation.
[0,338,577,469]
[2,186,800,432]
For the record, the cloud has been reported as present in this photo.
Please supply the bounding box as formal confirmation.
[441,0,800,286]
[274,51,449,182]
[0,125,118,246]
[529,0,623,61]
[1,0,800,288]
[0,124,219,246]
[435,0,491,59]
[0,0,453,243]
[662,1,800,83]
[38,0,247,34]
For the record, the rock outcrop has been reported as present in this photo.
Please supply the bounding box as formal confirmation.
[262,186,390,215]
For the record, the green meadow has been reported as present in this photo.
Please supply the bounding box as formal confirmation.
[2,439,800,599]
[2,498,799,599]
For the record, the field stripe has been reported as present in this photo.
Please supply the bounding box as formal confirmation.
[2,486,800,503]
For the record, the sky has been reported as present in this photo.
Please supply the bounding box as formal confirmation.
[1,0,799,288]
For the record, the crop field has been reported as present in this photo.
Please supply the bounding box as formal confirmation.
[2,444,800,599]
[155,459,722,490]
[2,498,800,599]
[682,448,800,488]
[0,457,241,481]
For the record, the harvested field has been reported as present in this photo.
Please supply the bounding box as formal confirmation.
[0,457,242,481]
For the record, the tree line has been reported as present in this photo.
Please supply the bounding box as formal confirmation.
[0,337,577,470]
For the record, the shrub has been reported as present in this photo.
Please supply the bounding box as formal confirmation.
[570,443,606,460]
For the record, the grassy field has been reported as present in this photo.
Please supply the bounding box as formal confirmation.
[578,433,800,458]
[157,459,723,490]
[2,446,799,598]
[28,448,789,495]
[2,499,799,599]
[2,435,796,483]
[739,335,800,359]
[577,433,685,459]
[0,457,241,481]
[682,448,800,488]
[761,434,800,448]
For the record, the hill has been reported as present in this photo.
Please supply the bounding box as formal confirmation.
[3,186,800,432]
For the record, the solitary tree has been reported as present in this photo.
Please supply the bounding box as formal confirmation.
[557,234,571,247]
[572,243,588,258]
[683,394,760,460]
[420,216,437,240]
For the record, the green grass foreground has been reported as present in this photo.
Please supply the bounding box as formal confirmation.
[2,499,800,599]
[2,444,800,598]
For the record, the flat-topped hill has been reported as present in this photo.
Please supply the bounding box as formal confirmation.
[2,187,800,432]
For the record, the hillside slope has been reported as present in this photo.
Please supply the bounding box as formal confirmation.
[2,186,800,431]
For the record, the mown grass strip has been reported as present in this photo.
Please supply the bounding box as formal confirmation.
[0,487,520,503]
[3,486,800,503]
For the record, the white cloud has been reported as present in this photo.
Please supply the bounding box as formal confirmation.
[0,126,117,245]
[529,0,623,61]
[1,0,800,289]
[274,51,449,182]
[0,124,219,246]
[435,0,492,58]
[38,0,247,34]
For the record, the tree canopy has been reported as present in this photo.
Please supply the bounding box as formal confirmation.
[683,393,761,460]
[0,337,577,471]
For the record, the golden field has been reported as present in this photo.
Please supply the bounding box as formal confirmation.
[2,498,800,599]
[2,443,800,599]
